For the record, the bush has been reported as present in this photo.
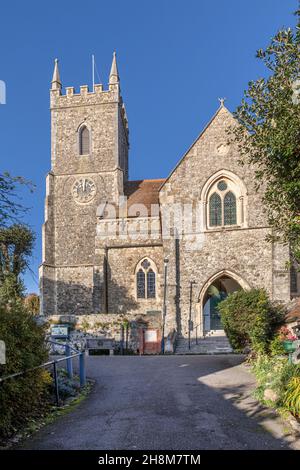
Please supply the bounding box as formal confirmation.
[0,301,50,438]
[251,355,296,400]
[269,334,286,356]
[251,354,300,415]
[283,377,300,417]
[217,288,284,353]
[50,369,80,401]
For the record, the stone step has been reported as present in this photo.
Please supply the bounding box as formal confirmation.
[205,330,227,337]
[175,348,233,356]
[176,345,231,351]
[176,348,232,354]
[180,348,230,351]
[175,335,233,355]
[176,341,230,347]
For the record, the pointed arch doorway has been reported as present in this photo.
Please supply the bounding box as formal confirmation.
[198,271,250,335]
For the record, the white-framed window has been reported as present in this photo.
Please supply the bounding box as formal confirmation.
[136,258,157,299]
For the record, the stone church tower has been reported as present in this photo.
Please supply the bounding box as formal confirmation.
[40,55,294,354]
[40,54,129,316]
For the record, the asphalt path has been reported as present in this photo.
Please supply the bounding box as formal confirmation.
[19,355,300,450]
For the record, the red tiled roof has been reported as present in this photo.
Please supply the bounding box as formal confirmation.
[124,179,165,217]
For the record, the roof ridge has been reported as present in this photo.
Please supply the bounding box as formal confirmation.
[125,178,166,184]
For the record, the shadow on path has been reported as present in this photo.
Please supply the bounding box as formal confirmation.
[17,355,300,450]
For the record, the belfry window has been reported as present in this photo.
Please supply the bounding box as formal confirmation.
[136,258,157,299]
[79,126,90,155]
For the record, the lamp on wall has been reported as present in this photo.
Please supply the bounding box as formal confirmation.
[161,258,169,354]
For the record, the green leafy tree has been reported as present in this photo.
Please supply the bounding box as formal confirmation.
[230,11,300,262]
[0,172,34,228]
[24,293,40,315]
[0,224,35,304]
[0,224,35,278]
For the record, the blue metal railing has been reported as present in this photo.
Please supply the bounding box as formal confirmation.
[0,340,86,406]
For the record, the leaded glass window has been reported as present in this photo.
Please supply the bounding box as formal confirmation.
[136,259,157,299]
[206,176,243,228]
[147,269,156,298]
[217,180,227,191]
[137,269,145,298]
[224,191,237,225]
[209,193,222,227]
[141,259,150,270]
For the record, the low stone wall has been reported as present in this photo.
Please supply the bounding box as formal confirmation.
[40,312,163,354]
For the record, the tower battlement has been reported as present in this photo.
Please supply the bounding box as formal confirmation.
[50,55,128,133]
[51,82,120,101]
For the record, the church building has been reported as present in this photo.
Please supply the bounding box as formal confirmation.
[40,54,294,353]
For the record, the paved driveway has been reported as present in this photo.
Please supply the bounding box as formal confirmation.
[19,355,300,450]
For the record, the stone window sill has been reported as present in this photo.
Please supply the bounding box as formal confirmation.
[205,225,242,232]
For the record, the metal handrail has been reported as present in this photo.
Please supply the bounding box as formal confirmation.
[0,340,86,406]
[47,339,79,354]
[189,323,202,348]
[0,355,78,382]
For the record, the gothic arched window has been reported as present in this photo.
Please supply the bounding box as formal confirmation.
[137,269,145,298]
[207,179,239,228]
[224,191,237,225]
[136,258,157,299]
[79,125,90,155]
[147,269,156,298]
[209,193,222,227]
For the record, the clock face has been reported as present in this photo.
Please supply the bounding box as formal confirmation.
[72,178,96,203]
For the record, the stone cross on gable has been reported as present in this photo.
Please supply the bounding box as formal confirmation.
[218,97,226,107]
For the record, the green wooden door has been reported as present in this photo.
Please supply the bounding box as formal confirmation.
[210,291,227,330]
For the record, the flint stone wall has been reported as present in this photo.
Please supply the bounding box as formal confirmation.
[45,312,162,353]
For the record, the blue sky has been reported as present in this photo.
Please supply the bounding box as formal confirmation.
[0,0,297,293]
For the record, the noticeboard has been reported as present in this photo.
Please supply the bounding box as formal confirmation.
[144,329,158,343]
[51,324,69,339]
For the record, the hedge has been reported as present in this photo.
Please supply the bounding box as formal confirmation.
[0,301,50,438]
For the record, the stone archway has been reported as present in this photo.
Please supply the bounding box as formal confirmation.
[197,270,250,336]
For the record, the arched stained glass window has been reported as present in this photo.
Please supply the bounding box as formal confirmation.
[136,259,157,299]
[79,126,90,155]
[206,175,244,229]
[147,269,156,298]
[209,193,222,227]
[136,269,145,298]
[224,191,237,225]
